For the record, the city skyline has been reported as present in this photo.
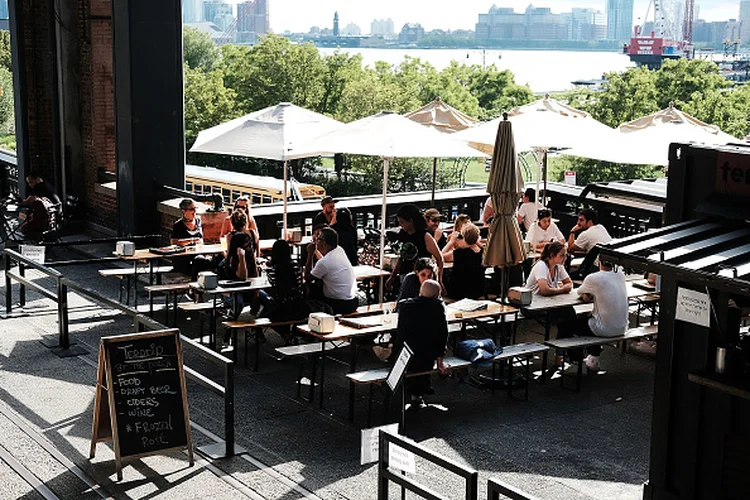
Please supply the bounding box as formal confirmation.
[225,0,740,33]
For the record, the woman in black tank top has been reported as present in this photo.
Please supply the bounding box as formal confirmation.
[385,204,445,293]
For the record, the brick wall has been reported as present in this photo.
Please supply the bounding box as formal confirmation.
[79,0,118,230]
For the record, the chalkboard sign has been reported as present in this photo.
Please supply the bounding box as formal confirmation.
[89,329,193,480]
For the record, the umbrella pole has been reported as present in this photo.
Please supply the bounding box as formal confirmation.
[282,160,288,239]
[431,157,437,205]
[542,150,548,207]
[534,149,542,201]
[379,158,391,304]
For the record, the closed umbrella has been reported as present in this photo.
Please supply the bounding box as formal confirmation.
[483,114,527,299]
[405,97,478,204]
[189,102,343,236]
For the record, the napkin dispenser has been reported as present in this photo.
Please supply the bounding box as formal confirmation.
[507,286,533,306]
[308,312,335,333]
[115,241,135,256]
[197,271,218,290]
[286,228,303,243]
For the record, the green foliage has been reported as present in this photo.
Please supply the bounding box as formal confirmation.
[654,59,728,109]
[183,65,239,148]
[0,67,14,135]
[547,155,664,186]
[183,27,220,72]
[0,31,11,72]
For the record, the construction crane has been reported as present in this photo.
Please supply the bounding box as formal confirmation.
[682,0,694,45]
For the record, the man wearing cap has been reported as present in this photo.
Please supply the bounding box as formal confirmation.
[313,196,337,228]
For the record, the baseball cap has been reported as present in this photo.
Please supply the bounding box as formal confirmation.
[320,195,336,206]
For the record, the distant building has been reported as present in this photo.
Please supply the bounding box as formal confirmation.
[333,12,340,37]
[371,18,395,37]
[475,4,604,41]
[183,0,203,23]
[184,21,233,45]
[0,0,8,20]
[237,0,269,44]
[399,23,425,43]
[693,18,742,46]
[202,1,233,31]
[740,1,750,44]
[606,0,634,41]
[342,23,361,36]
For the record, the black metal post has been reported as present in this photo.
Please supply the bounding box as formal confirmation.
[377,432,389,500]
[224,360,235,458]
[5,254,12,313]
[57,279,69,349]
[18,262,25,306]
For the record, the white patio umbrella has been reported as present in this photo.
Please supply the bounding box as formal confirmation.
[291,111,487,300]
[561,103,738,167]
[453,95,615,200]
[189,102,343,236]
[405,97,478,204]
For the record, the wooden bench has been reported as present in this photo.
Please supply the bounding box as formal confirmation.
[491,342,550,401]
[178,302,216,346]
[346,356,472,425]
[545,324,659,392]
[144,282,191,326]
[99,265,173,305]
[275,340,351,403]
[222,318,309,370]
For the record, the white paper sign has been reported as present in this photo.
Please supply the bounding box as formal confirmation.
[389,444,416,474]
[386,343,413,392]
[20,245,45,264]
[564,171,577,185]
[675,287,710,328]
[360,423,399,465]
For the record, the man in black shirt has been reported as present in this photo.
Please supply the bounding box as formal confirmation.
[17,171,61,207]
[312,196,336,228]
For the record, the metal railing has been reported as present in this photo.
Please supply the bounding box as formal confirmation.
[378,431,478,500]
[487,478,540,500]
[3,248,69,347]
[2,248,238,458]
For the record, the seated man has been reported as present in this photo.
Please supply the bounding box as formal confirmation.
[556,259,629,372]
[17,171,62,239]
[305,226,358,315]
[567,208,612,278]
[392,279,450,398]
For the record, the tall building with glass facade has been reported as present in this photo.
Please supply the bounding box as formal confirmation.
[183,0,202,23]
[606,0,635,41]
[237,0,269,43]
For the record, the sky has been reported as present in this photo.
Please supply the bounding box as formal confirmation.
[246,0,742,34]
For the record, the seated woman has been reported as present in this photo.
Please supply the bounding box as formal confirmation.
[220,210,259,321]
[525,241,572,296]
[331,207,358,266]
[261,240,307,339]
[424,208,447,248]
[171,198,214,280]
[446,224,485,300]
[396,257,438,305]
[526,209,565,253]
[441,214,471,256]
[220,196,259,253]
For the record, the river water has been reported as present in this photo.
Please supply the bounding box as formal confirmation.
[318,47,634,93]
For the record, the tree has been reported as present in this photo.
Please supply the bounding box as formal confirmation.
[654,59,728,109]
[0,67,14,134]
[183,27,220,72]
[584,67,659,127]
[183,65,239,148]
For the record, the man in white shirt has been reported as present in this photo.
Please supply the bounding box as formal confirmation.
[305,227,358,314]
[516,188,540,232]
[568,208,612,255]
[557,259,628,371]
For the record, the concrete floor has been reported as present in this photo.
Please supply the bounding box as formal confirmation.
[0,243,655,499]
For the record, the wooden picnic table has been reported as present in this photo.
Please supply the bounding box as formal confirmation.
[521,280,660,382]
[296,300,519,411]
